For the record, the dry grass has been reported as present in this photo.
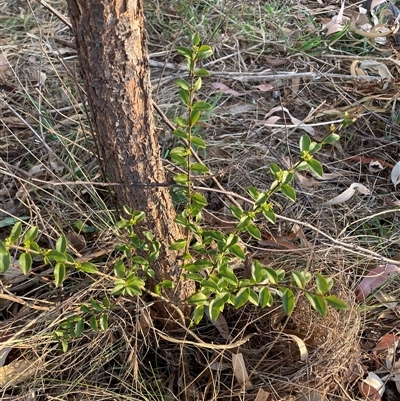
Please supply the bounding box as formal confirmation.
[1,0,400,400]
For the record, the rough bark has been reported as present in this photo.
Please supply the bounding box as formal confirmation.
[66,0,194,304]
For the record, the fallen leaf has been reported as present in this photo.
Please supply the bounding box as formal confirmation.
[359,60,393,80]
[254,388,270,401]
[264,106,315,135]
[391,161,400,187]
[232,353,253,389]
[373,333,399,353]
[254,83,274,92]
[324,183,371,206]
[355,264,400,301]
[282,332,308,361]
[213,313,230,340]
[358,372,385,400]
[211,82,247,97]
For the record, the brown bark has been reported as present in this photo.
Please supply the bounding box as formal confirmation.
[65,0,194,304]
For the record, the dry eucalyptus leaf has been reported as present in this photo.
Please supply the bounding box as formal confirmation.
[282,332,308,361]
[232,353,252,389]
[373,333,399,353]
[324,183,371,206]
[359,372,385,399]
[254,388,270,401]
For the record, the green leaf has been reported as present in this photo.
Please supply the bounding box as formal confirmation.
[75,317,84,336]
[78,262,98,274]
[315,273,333,294]
[281,184,296,202]
[201,278,220,291]
[306,159,323,178]
[24,226,38,243]
[175,78,190,90]
[89,315,98,332]
[177,46,193,58]
[197,45,213,59]
[0,251,10,273]
[262,207,276,224]
[208,293,228,322]
[173,116,188,127]
[225,233,238,248]
[131,256,148,265]
[305,293,327,317]
[174,214,189,226]
[248,288,259,306]
[251,260,263,283]
[188,292,208,305]
[191,136,206,148]
[126,285,142,296]
[56,235,67,253]
[114,260,125,278]
[173,129,189,140]
[291,271,306,289]
[90,299,104,313]
[255,192,269,206]
[219,267,238,286]
[179,88,190,106]
[191,32,200,46]
[191,193,208,208]
[259,287,273,308]
[263,267,278,284]
[192,304,204,325]
[269,163,281,177]
[189,109,201,125]
[234,288,249,308]
[230,205,243,219]
[123,205,133,215]
[322,133,340,145]
[161,279,174,289]
[47,250,67,262]
[185,272,203,281]
[229,244,245,259]
[237,215,251,231]
[325,295,347,310]
[309,142,322,154]
[173,173,189,184]
[192,101,211,110]
[61,339,68,353]
[299,134,311,152]
[8,222,22,244]
[248,186,259,200]
[246,223,261,240]
[169,239,187,250]
[100,313,108,331]
[19,253,32,275]
[80,304,92,314]
[194,68,210,77]
[190,163,209,173]
[193,77,202,92]
[282,289,295,315]
[110,284,125,296]
[54,263,66,287]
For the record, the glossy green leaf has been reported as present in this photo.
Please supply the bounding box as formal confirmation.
[173,173,189,184]
[281,184,296,202]
[299,134,311,152]
[255,192,269,206]
[54,263,66,287]
[234,288,249,309]
[291,271,306,289]
[237,215,251,230]
[194,68,210,77]
[322,133,340,144]
[251,260,263,283]
[306,159,323,178]
[247,223,261,240]
[75,317,84,336]
[169,239,187,250]
[315,273,333,294]
[190,136,206,148]
[89,315,98,332]
[248,288,259,306]
[177,46,193,58]
[325,295,347,310]
[305,292,327,317]
[193,77,202,92]
[259,287,273,308]
[309,142,322,154]
[175,78,190,90]
[78,262,98,274]
[80,304,92,314]
[173,129,189,139]
[193,304,204,325]
[193,101,211,110]
[190,163,209,173]
[24,226,38,243]
[47,250,67,262]
[56,235,67,253]
[262,208,276,224]
[229,244,245,259]
[90,299,104,313]
[100,313,108,331]
[197,45,213,59]
[8,221,22,244]
[173,116,188,127]
[19,253,32,275]
[114,260,125,278]
[188,292,208,305]
[282,289,295,315]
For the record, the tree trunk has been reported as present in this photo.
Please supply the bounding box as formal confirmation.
[66,0,194,304]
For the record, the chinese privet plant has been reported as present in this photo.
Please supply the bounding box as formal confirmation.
[0,33,347,350]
